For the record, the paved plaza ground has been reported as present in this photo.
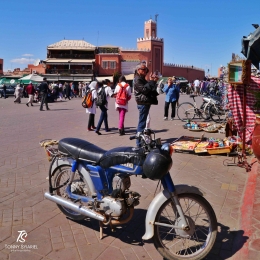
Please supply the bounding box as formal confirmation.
[0,93,258,260]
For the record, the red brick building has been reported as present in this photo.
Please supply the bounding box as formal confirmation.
[0,59,3,75]
[41,19,204,82]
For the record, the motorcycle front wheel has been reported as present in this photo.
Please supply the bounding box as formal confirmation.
[52,165,87,221]
[153,193,217,260]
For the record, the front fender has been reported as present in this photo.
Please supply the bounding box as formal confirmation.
[142,184,204,240]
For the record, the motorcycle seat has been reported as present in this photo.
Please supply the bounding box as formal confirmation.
[99,146,146,168]
[58,138,106,163]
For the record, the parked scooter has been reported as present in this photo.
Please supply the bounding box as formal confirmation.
[42,129,217,260]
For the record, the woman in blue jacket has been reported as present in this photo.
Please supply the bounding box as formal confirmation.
[163,77,180,120]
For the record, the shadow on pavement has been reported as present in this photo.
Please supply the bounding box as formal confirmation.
[46,109,73,111]
[206,222,248,259]
[69,213,248,259]
[70,208,150,246]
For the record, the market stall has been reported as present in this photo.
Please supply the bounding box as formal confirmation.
[171,135,238,156]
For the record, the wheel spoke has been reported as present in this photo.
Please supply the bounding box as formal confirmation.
[154,194,216,259]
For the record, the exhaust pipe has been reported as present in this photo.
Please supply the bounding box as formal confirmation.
[44,192,105,222]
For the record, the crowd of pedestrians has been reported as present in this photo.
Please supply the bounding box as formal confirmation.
[2,65,225,145]
[183,78,224,96]
[3,80,90,107]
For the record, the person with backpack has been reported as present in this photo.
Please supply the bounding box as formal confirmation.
[95,80,113,135]
[114,75,132,135]
[85,81,98,131]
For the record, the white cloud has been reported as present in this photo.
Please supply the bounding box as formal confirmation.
[22,54,34,57]
[10,58,35,64]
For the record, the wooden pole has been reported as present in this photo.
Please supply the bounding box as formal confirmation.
[242,84,246,156]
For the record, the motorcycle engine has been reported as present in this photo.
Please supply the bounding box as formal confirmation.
[71,180,89,195]
[98,175,141,217]
[112,175,131,193]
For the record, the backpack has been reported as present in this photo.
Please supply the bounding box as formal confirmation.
[116,83,129,106]
[82,89,93,108]
[95,87,107,107]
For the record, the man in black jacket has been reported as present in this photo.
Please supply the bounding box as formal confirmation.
[2,84,7,99]
[39,77,50,111]
[134,64,159,147]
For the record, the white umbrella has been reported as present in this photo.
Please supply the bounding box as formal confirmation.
[19,74,44,83]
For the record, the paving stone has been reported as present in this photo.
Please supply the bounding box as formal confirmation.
[0,251,8,259]
[47,247,80,260]
[77,243,108,260]
[9,251,42,260]
[0,95,250,259]
[96,246,126,260]
[248,249,260,260]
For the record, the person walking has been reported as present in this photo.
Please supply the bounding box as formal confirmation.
[194,78,200,95]
[64,82,71,100]
[95,80,114,135]
[70,82,77,98]
[39,77,50,111]
[21,84,27,98]
[14,84,23,103]
[78,82,83,97]
[26,81,35,107]
[2,84,6,99]
[163,77,180,120]
[58,82,63,101]
[86,81,98,131]
[114,75,132,135]
[134,63,159,147]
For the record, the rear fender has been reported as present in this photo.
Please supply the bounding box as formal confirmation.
[142,184,204,240]
[50,158,96,196]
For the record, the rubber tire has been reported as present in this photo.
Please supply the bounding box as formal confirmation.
[209,105,226,124]
[153,193,217,260]
[0,93,2,98]
[200,102,211,120]
[177,102,196,122]
[52,165,87,221]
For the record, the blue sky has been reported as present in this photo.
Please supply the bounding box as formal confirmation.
[1,0,259,76]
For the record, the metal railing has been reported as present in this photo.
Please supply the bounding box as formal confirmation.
[45,69,93,75]
[47,54,95,59]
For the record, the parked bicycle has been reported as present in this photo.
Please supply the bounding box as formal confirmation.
[177,95,210,122]
[209,103,229,124]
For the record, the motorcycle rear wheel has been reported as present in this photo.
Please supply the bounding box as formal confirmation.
[153,193,217,260]
[52,165,87,221]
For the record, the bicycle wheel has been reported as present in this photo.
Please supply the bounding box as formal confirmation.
[153,193,217,260]
[209,105,227,124]
[200,102,211,120]
[177,102,196,122]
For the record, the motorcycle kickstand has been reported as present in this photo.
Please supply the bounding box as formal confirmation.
[109,222,115,233]
[99,221,103,240]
